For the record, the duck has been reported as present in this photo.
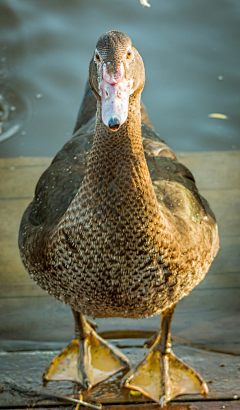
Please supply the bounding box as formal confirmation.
[19,30,219,406]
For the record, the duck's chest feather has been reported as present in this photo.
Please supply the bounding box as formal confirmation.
[27,159,208,317]
[47,143,170,316]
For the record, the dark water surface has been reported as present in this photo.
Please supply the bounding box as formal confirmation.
[0,0,240,156]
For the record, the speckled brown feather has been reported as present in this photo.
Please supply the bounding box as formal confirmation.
[19,31,219,320]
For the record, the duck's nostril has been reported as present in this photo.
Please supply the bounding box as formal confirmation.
[108,116,120,131]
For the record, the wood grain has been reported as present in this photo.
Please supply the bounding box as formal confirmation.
[0,344,240,407]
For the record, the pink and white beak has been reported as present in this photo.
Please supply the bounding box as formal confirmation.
[100,63,132,131]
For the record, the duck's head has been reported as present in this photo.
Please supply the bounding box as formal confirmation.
[89,31,145,132]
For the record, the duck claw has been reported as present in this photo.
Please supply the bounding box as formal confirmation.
[143,332,157,348]
[43,330,130,388]
[123,348,208,405]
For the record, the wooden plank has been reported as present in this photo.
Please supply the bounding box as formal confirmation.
[1,234,239,298]
[104,404,240,410]
[178,150,240,190]
[1,265,239,300]
[0,288,240,355]
[200,188,240,237]
[104,403,240,410]
[0,344,239,408]
[6,404,240,410]
[0,157,51,168]
[0,198,45,297]
[0,153,239,298]
[0,198,30,241]
[0,151,239,197]
[0,153,239,354]
[0,194,239,297]
[209,235,240,274]
[1,266,239,299]
[0,297,73,343]
[197,271,240,289]
[0,157,51,199]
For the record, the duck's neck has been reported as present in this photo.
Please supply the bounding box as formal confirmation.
[86,93,150,188]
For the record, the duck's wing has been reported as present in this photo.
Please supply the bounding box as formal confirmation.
[25,118,95,228]
[142,122,219,256]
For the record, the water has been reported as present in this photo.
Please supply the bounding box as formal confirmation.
[0,0,239,156]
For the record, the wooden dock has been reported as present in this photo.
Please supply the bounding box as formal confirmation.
[0,151,240,409]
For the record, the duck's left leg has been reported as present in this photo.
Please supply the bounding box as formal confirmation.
[43,310,129,389]
[122,304,208,406]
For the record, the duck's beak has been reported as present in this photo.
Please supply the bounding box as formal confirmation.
[100,63,131,132]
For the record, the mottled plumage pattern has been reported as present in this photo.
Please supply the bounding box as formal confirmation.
[19,31,219,320]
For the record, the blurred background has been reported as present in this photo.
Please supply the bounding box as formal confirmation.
[0,0,240,156]
[0,0,239,355]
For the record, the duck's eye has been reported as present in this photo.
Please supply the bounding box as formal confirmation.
[127,50,132,59]
[95,52,101,62]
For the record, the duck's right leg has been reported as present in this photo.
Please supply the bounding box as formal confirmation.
[43,310,129,390]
